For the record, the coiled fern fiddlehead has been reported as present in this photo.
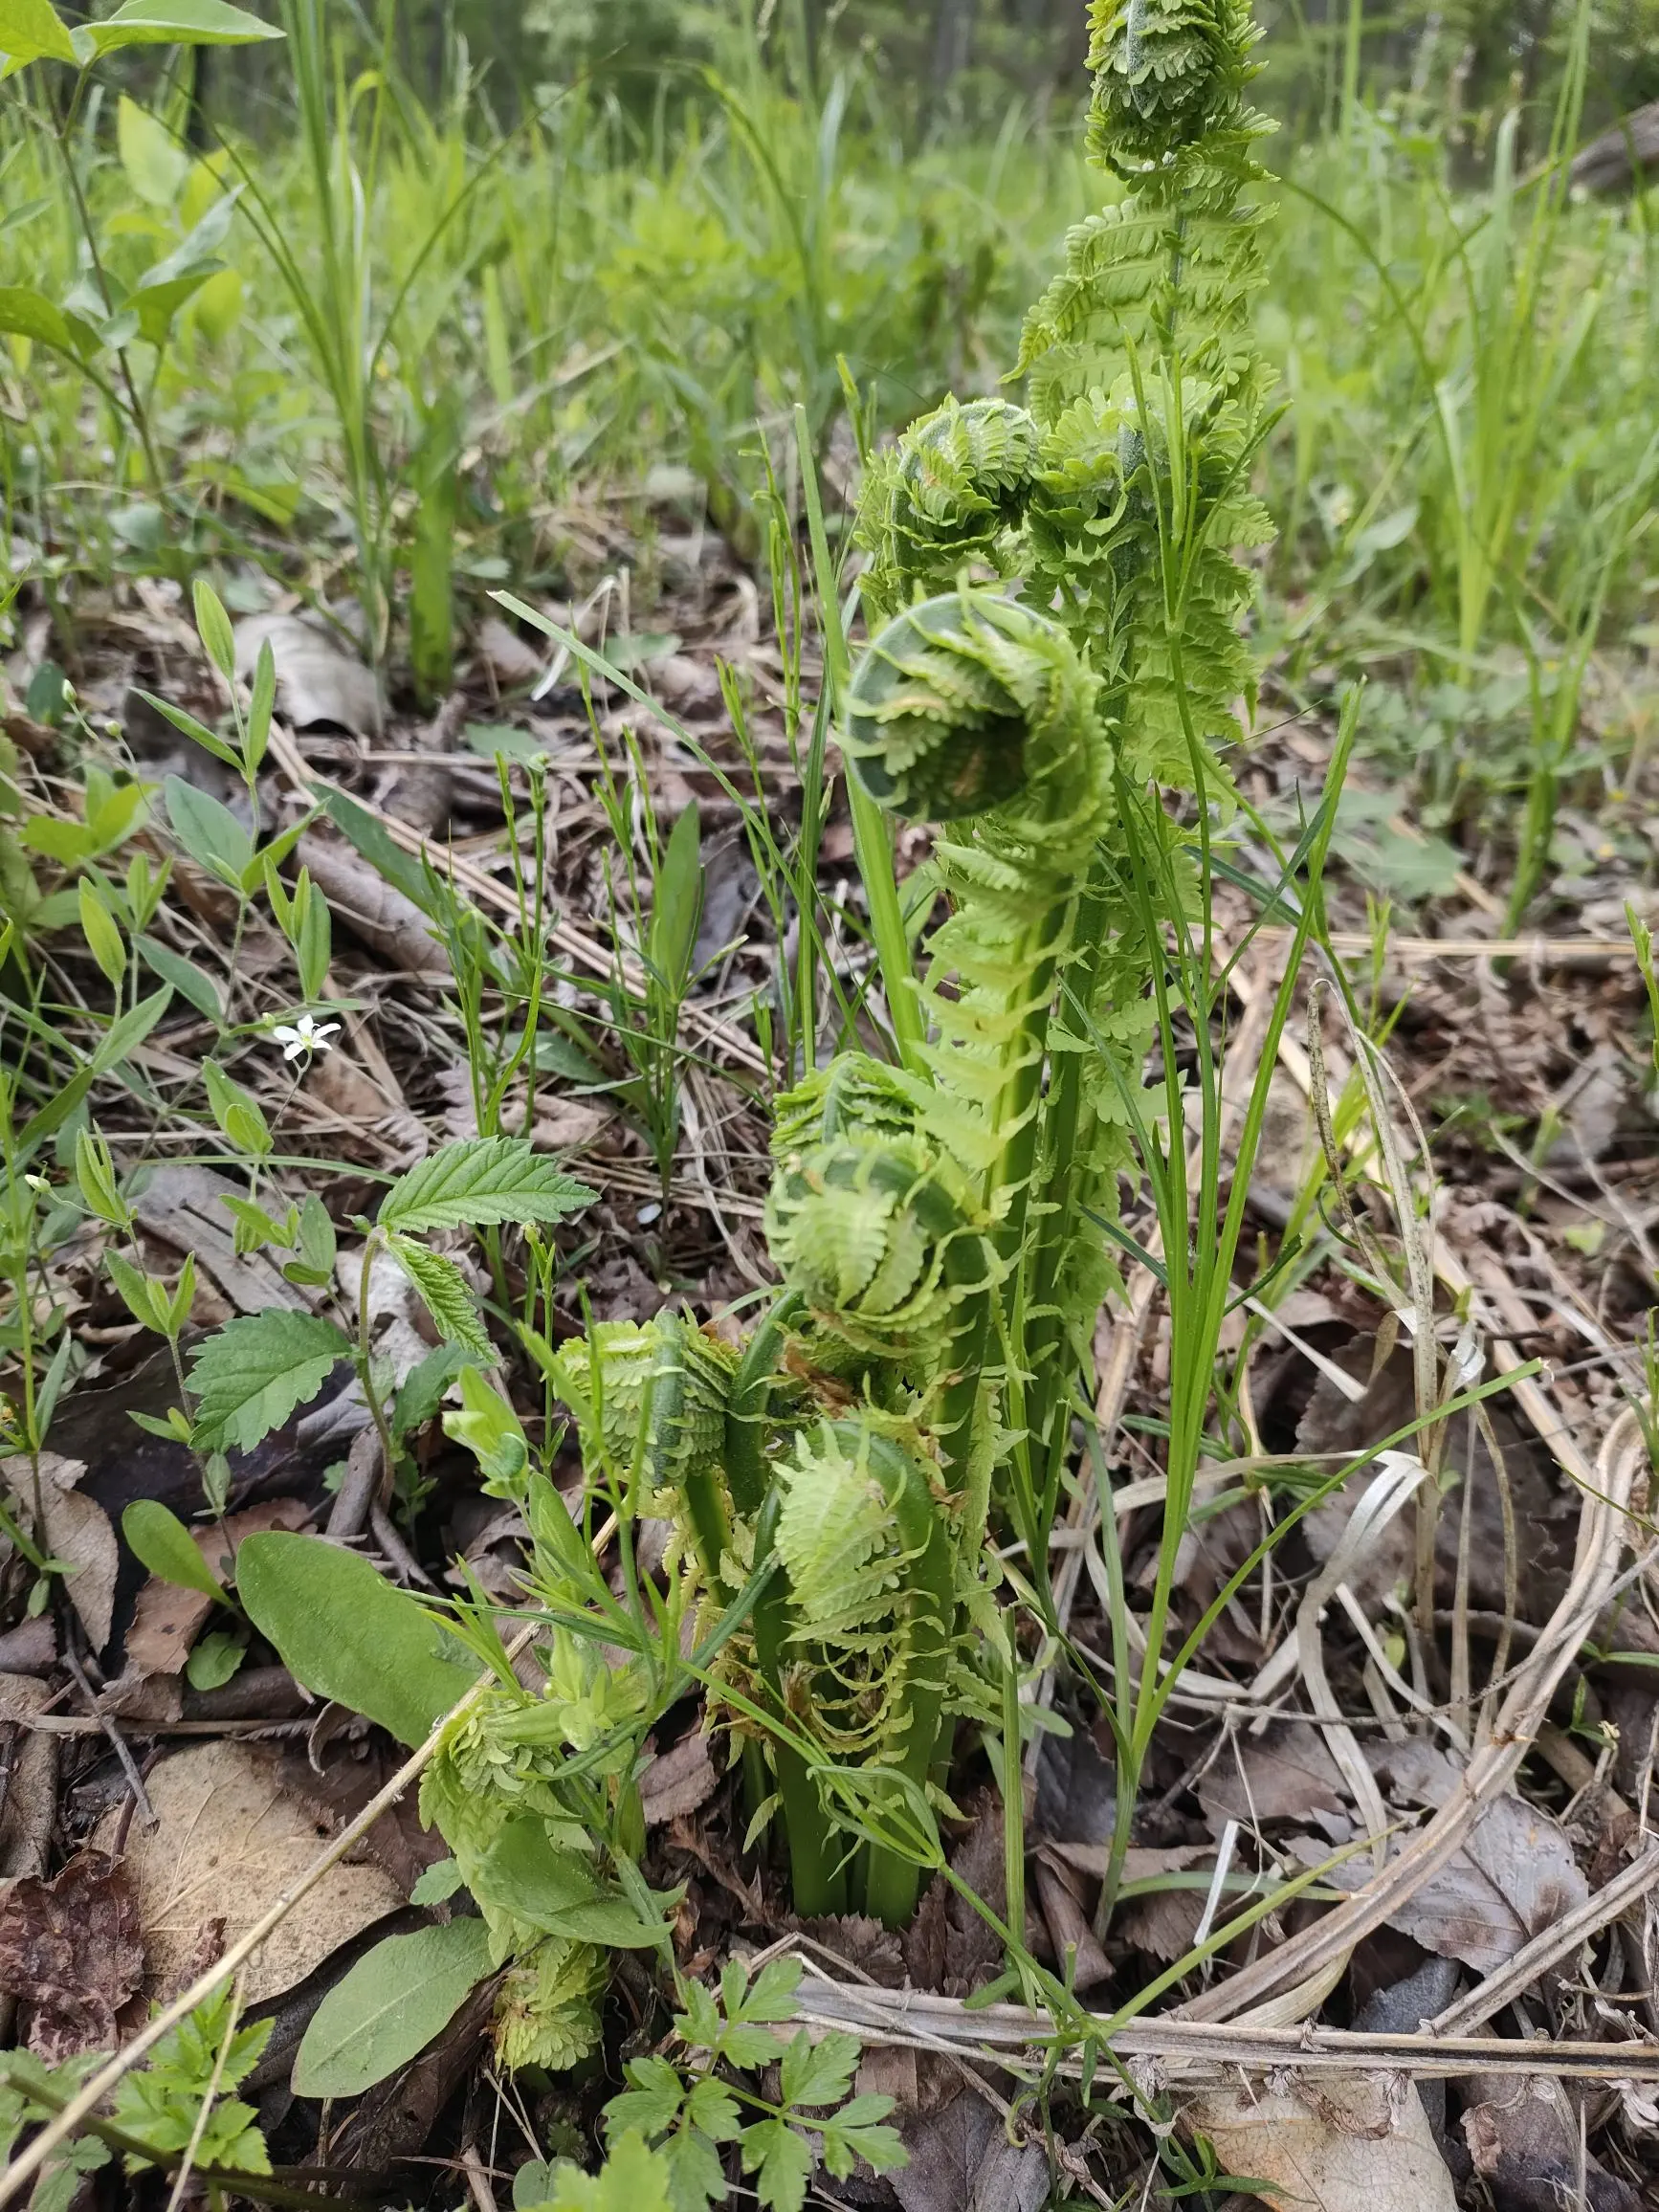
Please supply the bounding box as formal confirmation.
[542,0,1280,1935]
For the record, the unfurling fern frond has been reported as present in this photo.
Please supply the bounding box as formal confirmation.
[845,592,1106,847]
[546,1314,736,1580]
[764,1137,993,1383]
[769,1415,956,1889]
[1086,0,1263,173]
[854,397,1040,624]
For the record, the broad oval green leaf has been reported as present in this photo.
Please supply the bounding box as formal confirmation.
[379,1137,594,1237]
[237,1531,476,1746]
[0,0,77,66]
[292,1918,494,2099]
[84,0,284,53]
[122,1498,228,1604]
[0,284,74,351]
[165,774,253,888]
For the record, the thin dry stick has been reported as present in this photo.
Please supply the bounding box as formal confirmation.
[786,1971,1659,2083]
[0,1626,541,2212]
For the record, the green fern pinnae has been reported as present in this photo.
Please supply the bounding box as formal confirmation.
[547,1315,736,1580]
[769,1413,956,1926]
[845,593,1107,845]
[765,1136,994,1387]
[1086,0,1264,174]
[854,396,1041,624]
[775,1421,911,1639]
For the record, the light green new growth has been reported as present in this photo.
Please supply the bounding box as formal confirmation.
[534,0,1280,1932]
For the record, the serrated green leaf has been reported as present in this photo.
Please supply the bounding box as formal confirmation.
[186,1309,350,1453]
[821,2116,906,2180]
[122,1498,227,1604]
[683,2075,741,2141]
[292,1919,494,2098]
[604,2057,686,2144]
[387,1236,491,1359]
[721,2024,790,2068]
[674,1981,722,2054]
[535,2134,675,2212]
[379,1138,593,1236]
[741,2120,811,2212]
[238,1531,476,1744]
[409,1857,464,1907]
[662,2130,725,2212]
[732,1956,803,2024]
[778,2028,858,2112]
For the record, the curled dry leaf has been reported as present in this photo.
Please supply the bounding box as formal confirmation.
[1461,2072,1642,2212]
[0,1450,118,1651]
[894,2092,1050,2212]
[1200,1718,1348,1832]
[1315,1742,1592,1975]
[1184,2073,1457,2212]
[91,1738,404,2004]
[124,1494,310,1680]
[639,1730,719,1825]
[0,1851,144,2062]
[234,611,383,739]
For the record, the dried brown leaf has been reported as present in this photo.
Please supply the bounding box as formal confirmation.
[91,1739,403,2002]
[0,1852,144,2062]
[640,1731,719,1825]
[0,1674,57,1881]
[1461,2072,1641,2212]
[235,612,382,739]
[1,1451,118,1651]
[1200,1719,1347,1831]
[1185,2074,1456,2211]
[894,2094,1049,2212]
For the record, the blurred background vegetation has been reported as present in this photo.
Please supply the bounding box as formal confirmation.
[4,0,1659,921]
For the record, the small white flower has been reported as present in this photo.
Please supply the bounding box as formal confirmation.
[271,1015,341,1063]
[23,1173,51,1195]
